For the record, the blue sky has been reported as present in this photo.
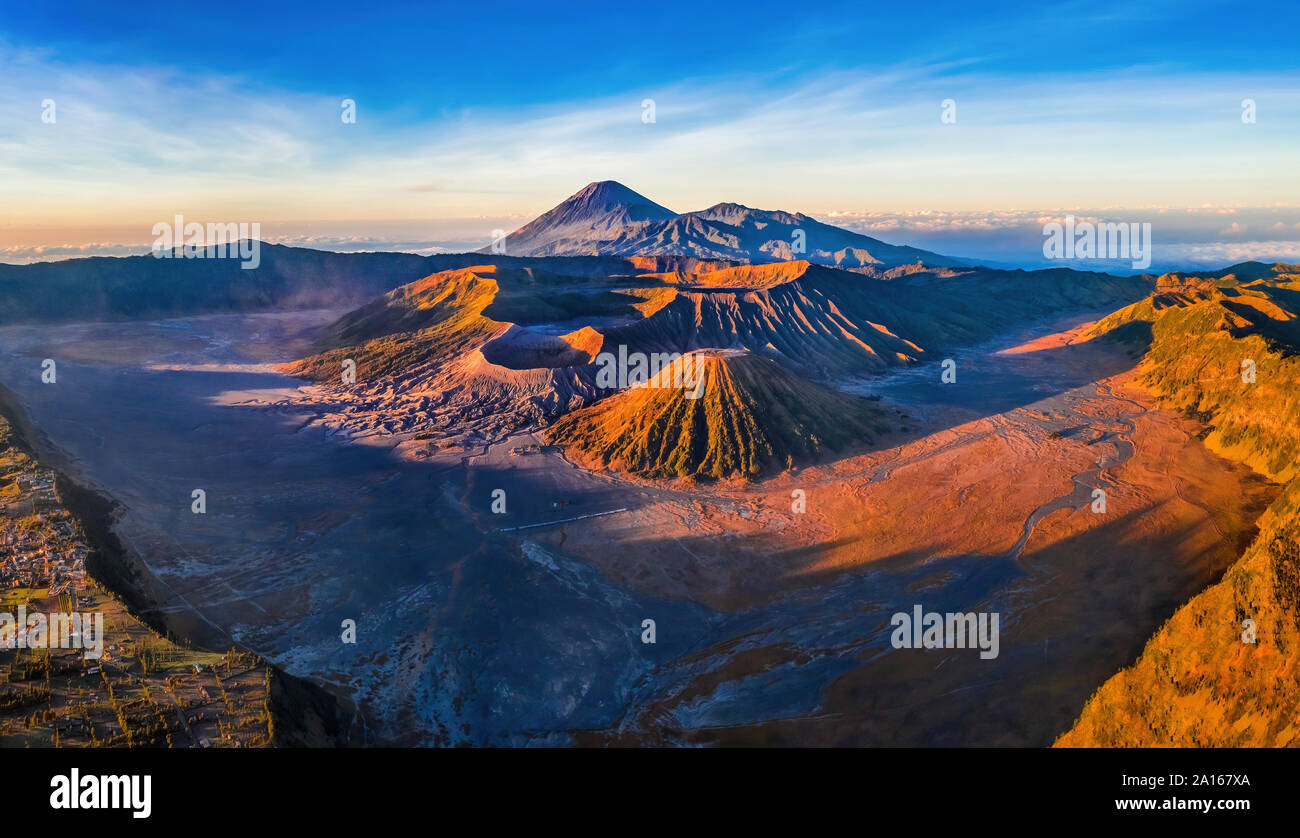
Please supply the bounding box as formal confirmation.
[2,0,1299,268]
[9,0,1297,108]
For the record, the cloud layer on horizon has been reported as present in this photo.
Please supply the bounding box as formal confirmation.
[2,38,1298,271]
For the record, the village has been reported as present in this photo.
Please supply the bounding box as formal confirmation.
[0,455,88,593]
[0,415,277,748]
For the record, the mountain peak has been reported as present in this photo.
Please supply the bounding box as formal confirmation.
[575,179,649,200]
[546,350,886,481]
[690,201,804,227]
[704,201,752,213]
[559,180,675,220]
[493,181,677,256]
[488,181,963,267]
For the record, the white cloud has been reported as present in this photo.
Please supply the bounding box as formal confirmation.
[2,43,1299,262]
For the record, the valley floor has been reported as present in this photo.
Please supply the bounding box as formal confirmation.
[529,319,1279,744]
[0,311,1275,745]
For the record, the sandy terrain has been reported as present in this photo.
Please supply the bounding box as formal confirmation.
[0,310,1276,745]
[523,317,1279,744]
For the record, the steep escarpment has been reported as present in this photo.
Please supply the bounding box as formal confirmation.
[600,262,1150,377]
[1087,266,1300,480]
[282,264,656,384]
[282,266,507,383]
[1058,265,1300,746]
[0,395,349,748]
[0,243,719,327]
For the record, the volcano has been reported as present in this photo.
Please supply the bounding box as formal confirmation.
[545,349,891,480]
[490,181,970,268]
[496,181,678,257]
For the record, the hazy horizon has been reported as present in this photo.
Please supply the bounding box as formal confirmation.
[5,196,1300,274]
[3,0,1299,271]
[4,0,1300,773]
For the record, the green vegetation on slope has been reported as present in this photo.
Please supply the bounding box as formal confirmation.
[1059,264,1300,746]
[546,351,890,481]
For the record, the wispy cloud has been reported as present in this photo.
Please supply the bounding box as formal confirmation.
[2,41,1297,268]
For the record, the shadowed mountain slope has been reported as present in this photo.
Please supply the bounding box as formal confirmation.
[0,245,434,323]
[496,181,677,256]
[288,259,1153,387]
[597,262,1152,377]
[278,256,1152,480]
[0,244,728,326]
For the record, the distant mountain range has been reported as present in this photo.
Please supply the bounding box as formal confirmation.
[0,247,703,325]
[0,169,1287,334]
[484,181,974,269]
